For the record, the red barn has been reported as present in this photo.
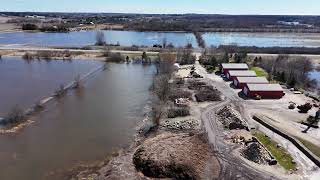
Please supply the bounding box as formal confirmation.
[242,84,285,99]
[221,63,249,75]
[226,70,257,81]
[233,77,269,89]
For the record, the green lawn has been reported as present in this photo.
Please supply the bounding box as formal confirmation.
[250,67,268,77]
[253,131,296,170]
[295,137,320,158]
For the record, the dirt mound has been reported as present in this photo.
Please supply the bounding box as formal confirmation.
[241,142,271,165]
[133,132,220,179]
[216,106,248,130]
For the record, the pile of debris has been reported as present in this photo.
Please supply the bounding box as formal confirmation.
[195,85,221,102]
[188,70,203,78]
[169,89,193,102]
[241,141,273,165]
[188,80,207,90]
[133,132,220,179]
[216,106,248,130]
[297,103,313,113]
[162,119,199,130]
[167,106,190,118]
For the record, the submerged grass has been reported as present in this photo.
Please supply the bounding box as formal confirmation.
[253,131,296,170]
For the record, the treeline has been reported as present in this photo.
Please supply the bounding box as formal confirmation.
[193,32,205,48]
[4,12,320,31]
[218,45,320,55]
[22,23,70,32]
[253,55,316,89]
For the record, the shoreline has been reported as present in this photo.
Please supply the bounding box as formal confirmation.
[4,26,320,34]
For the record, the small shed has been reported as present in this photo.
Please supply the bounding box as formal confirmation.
[243,84,284,99]
[233,77,269,89]
[226,70,257,81]
[221,63,249,75]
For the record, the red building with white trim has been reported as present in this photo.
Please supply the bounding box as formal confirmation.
[242,84,285,99]
[221,63,249,75]
[233,76,269,89]
[226,70,257,81]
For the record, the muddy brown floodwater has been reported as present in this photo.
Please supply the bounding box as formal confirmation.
[0,57,104,116]
[0,61,156,180]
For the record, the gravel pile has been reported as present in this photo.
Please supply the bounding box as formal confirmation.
[216,106,248,130]
[241,142,271,164]
[162,119,199,130]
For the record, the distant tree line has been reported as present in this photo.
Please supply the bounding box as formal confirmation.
[218,45,320,55]
[254,55,315,89]
[21,23,70,32]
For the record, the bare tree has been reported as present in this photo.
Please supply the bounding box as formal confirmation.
[162,37,167,48]
[176,48,196,65]
[150,53,175,126]
[95,31,106,46]
[157,53,176,74]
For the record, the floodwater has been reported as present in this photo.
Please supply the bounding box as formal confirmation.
[203,32,320,47]
[0,30,197,48]
[309,70,320,87]
[1,30,320,48]
[0,62,155,180]
[0,57,103,116]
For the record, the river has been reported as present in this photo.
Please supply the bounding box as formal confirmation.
[0,60,155,180]
[1,30,320,48]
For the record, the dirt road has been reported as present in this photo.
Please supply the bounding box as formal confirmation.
[195,61,320,179]
[194,62,280,179]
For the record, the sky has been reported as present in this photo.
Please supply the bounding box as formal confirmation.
[1,0,320,15]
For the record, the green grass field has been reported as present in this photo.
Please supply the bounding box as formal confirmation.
[250,67,268,77]
[253,131,296,170]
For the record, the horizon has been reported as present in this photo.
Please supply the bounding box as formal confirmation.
[2,11,320,17]
[2,0,320,15]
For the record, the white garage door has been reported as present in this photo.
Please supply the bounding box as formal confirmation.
[243,87,248,96]
[234,80,238,86]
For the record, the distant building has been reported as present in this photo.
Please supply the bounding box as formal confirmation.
[25,15,46,19]
[233,76,269,89]
[221,63,249,75]
[242,84,284,99]
[226,70,257,81]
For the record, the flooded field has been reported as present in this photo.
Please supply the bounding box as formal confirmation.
[0,57,103,116]
[1,30,320,48]
[0,62,155,180]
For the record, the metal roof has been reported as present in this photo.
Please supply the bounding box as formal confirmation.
[246,84,283,91]
[236,77,269,83]
[228,70,257,77]
[222,63,249,69]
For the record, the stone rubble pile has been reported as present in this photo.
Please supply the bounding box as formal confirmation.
[241,142,272,165]
[162,119,199,130]
[216,106,248,130]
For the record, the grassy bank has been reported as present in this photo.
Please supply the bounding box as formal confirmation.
[250,67,268,77]
[295,137,320,158]
[253,131,296,170]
